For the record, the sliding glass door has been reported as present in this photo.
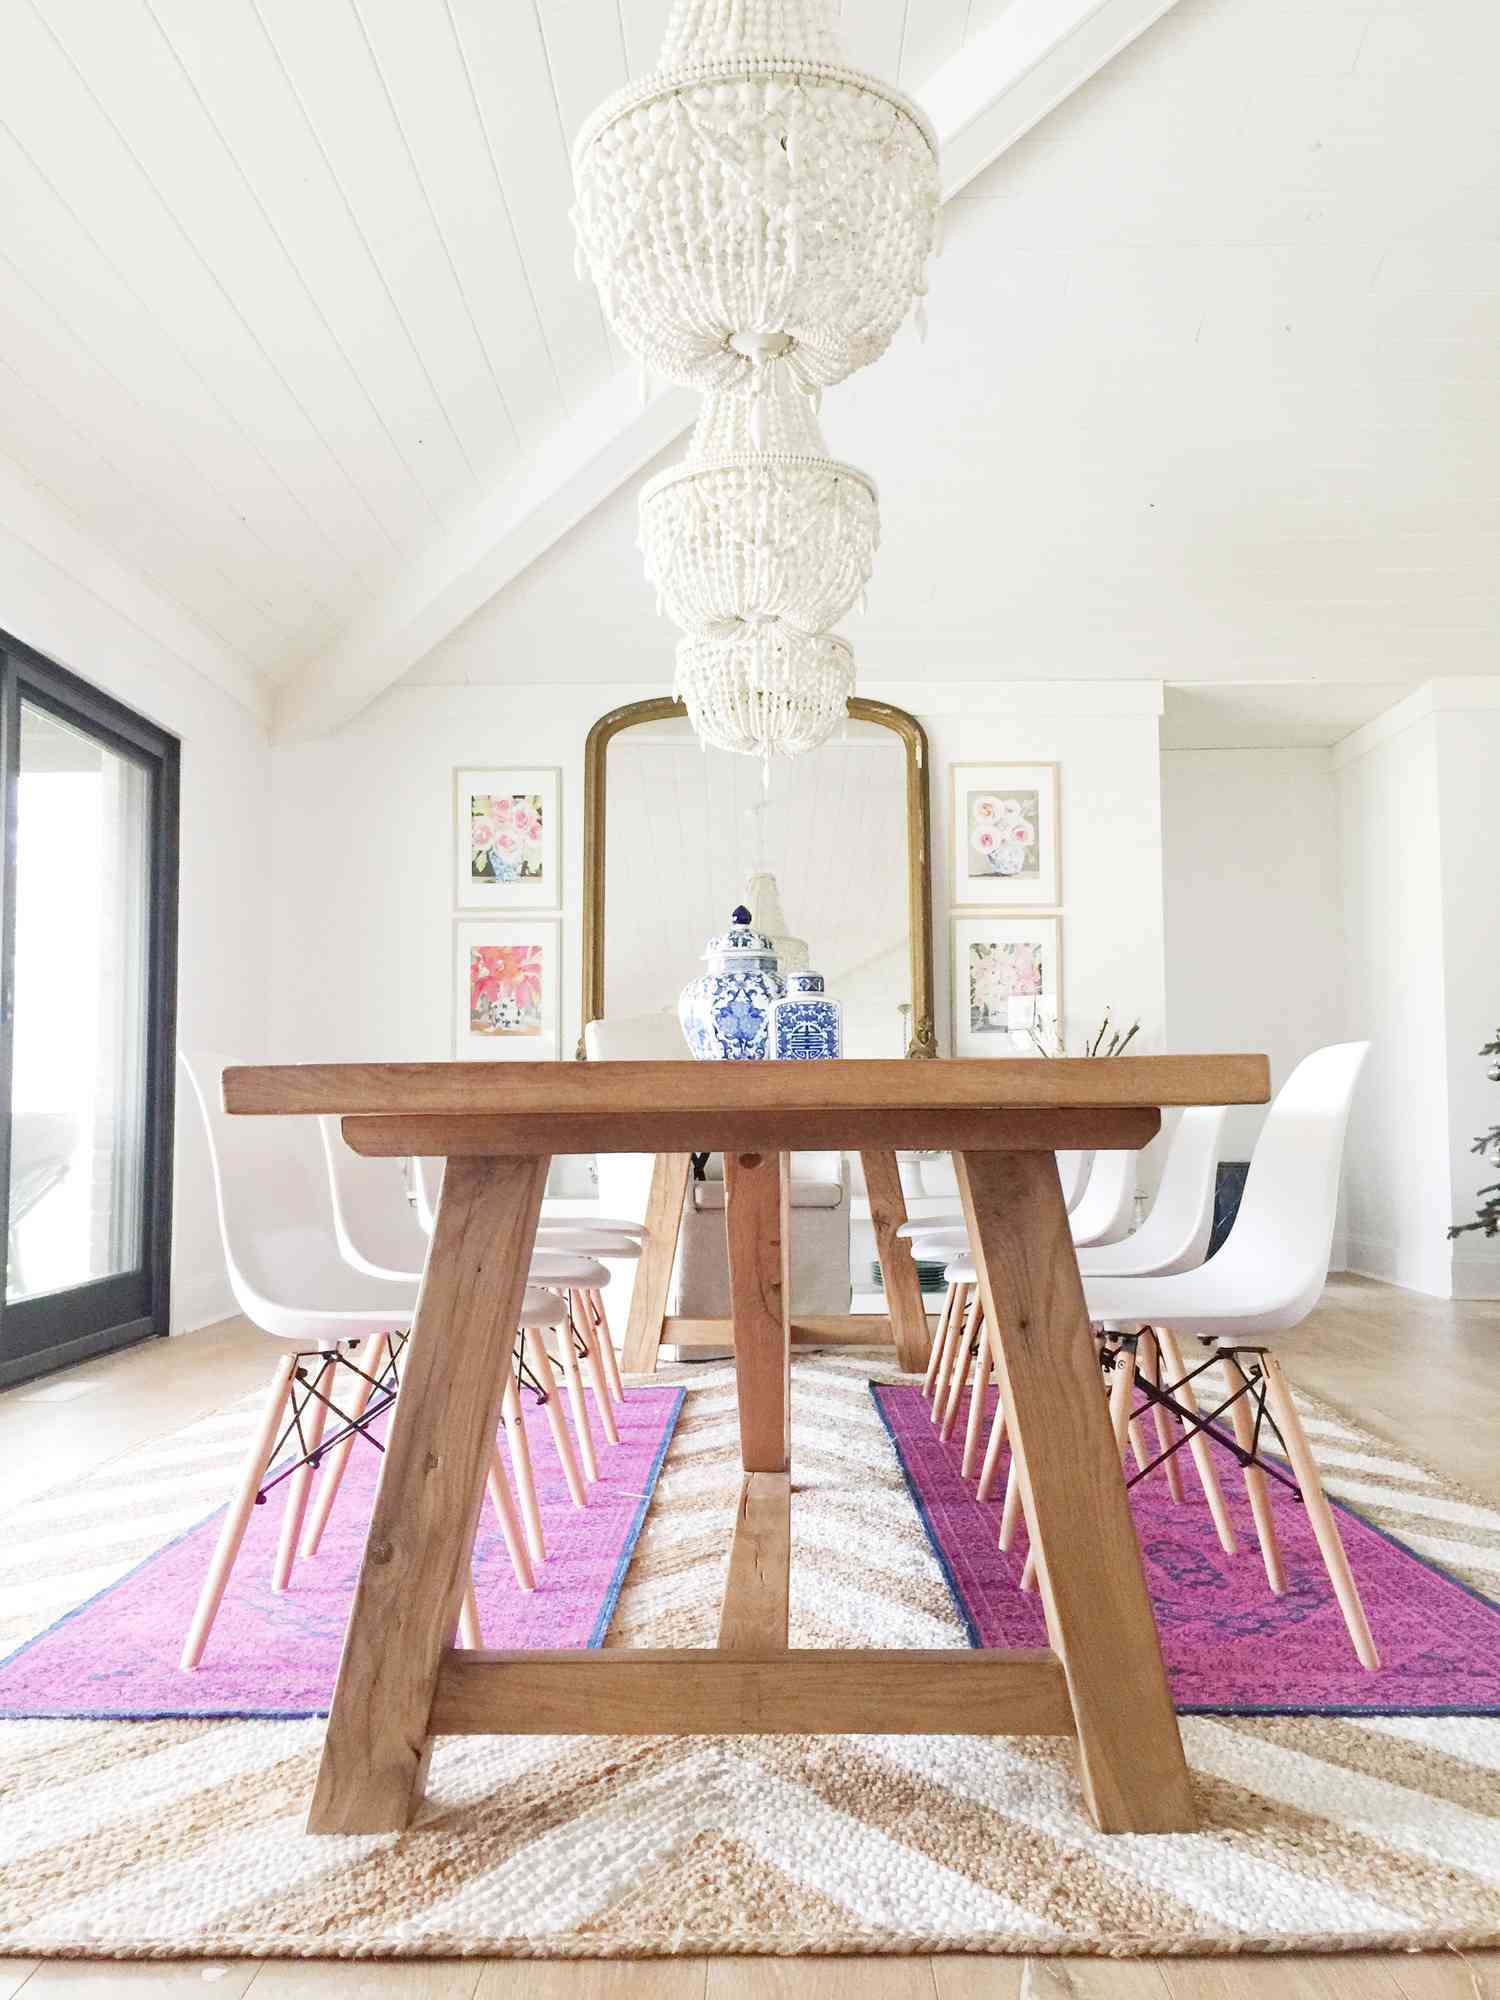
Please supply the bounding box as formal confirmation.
[0,634,179,1386]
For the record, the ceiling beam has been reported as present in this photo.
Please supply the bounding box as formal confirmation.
[274,0,1185,742]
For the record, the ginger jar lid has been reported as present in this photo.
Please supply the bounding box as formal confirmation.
[702,904,780,969]
[786,971,825,994]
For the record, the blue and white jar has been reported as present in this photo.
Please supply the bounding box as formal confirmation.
[679,904,785,1061]
[769,971,842,1061]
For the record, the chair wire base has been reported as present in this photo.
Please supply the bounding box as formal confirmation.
[1101,1334,1303,1503]
[255,1334,407,1503]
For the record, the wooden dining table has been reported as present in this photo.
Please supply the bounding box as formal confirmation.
[224,1053,1269,1840]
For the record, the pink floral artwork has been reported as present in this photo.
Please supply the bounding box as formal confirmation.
[967,788,1039,880]
[469,943,544,1037]
[969,939,1043,1034]
[471,792,545,885]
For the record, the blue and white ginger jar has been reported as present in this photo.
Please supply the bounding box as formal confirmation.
[679,905,784,1061]
[770,971,843,1061]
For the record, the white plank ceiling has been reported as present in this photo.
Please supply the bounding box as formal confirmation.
[406,0,1500,712]
[0,0,1494,727]
[0,0,992,709]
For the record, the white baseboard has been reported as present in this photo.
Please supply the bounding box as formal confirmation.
[1451,1243,1500,1300]
[1343,1232,1453,1299]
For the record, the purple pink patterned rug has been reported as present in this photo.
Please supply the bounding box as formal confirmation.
[873,1380,1500,1715]
[0,1384,683,1719]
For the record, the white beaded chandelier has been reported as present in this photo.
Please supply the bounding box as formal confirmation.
[573,0,938,763]
[572,0,939,399]
[674,627,855,762]
[638,371,878,639]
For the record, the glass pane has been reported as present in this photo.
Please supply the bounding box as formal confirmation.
[7,702,152,1302]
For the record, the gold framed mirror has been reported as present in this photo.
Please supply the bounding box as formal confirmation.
[581,695,935,1057]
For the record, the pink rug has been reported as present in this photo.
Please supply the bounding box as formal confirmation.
[873,1381,1500,1714]
[0,1384,683,1719]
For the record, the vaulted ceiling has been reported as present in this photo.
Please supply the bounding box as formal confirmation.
[0,0,1494,740]
[0,0,1192,725]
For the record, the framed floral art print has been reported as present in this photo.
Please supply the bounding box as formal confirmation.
[950,762,1059,909]
[951,915,1061,1058]
[454,918,561,1061]
[456,767,560,910]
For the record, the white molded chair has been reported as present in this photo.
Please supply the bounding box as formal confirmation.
[582,1015,693,1266]
[1077,1107,1227,1279]
[178,1053,553,1668]
[404,1149,624,1498]
[1089,1045,1376,1666]
[1068,1150,1137,1248]
[951,1109,1242,1563]
[324,1121,624,1537]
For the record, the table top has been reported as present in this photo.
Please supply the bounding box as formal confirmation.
[224,1056,1268,1157]
[225,1054,1268,1117]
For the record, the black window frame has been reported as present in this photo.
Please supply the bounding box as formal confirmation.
[0,629,180,1388]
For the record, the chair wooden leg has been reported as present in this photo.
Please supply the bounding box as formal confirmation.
[573,1292,620,1446]
[501,1369,545,1562]
[553,1318,600,1483]
[458,1575,481,1649]
[975,1372,1008,1503]
[961,1322,993,1479]
[998,1453,1025,1551]
[1138,1329,1186,1504]
[928,1282,968,1422]
[1106,1341,1138,1455]
[923,1284,957,1400]
[180,1352,298,1671]
[622,1152,691,1375]
[300,1333,389,1559]
[1260,1353,1379,1669]
[1155,1326,1238,1554]
[588,1289,626,1406]
[940,1295,983,1442]
[525,1329,587,1508]
[272,1352,336,1592]
[486,1445,535,1591]
[1226,1353,1286,1593]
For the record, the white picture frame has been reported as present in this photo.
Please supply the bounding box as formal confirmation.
[454,918,561,1061]
[950,762,1060,909]
[951,915,1061,1058]
[455,767,561,910]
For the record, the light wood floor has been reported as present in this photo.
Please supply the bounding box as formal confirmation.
[1,1275,1497,1999]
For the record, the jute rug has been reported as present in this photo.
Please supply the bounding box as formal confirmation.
[1,1351,1498,1961]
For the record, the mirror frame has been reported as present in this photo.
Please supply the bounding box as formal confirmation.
[580,694,936,1058]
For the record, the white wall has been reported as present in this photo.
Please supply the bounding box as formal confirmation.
[1334,700,1453,1295]
[0,495,274,1332]
[1162,749,1347,1159]
[1434,704,1500,1298]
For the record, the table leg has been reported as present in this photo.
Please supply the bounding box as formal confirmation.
[723,1148,790,1474]
[306,1152,550,1835]
[621,1151,691,1375]
[860,1149,932,1373]
[956,1149,1194,1835]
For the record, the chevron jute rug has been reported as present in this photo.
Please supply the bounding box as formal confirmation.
[1,1350,1498,1961]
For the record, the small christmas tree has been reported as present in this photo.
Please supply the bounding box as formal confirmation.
[1448,1028,1500,1242]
